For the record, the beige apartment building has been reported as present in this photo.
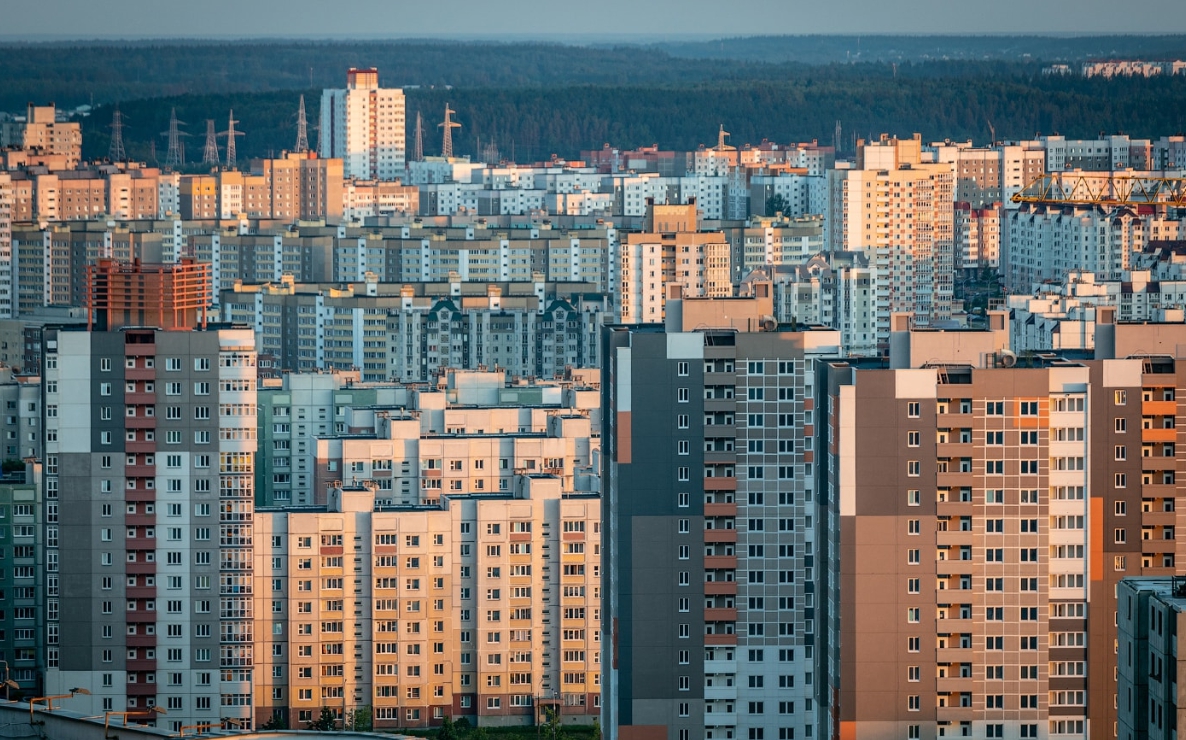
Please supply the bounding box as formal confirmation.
[252,476,601,730]
[821,310,1186,740]
[832,134,955,326]
[620,200,731,323]
[0,104,82,169]
[313,399,598,507]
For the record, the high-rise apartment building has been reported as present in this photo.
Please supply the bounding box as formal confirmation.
[818,310,1186,740]
[0,462,42,697]
[619,201,731,324]
[320,68,406,181]
[252,476,602,730]
[1116,577,1186,740]
[41,261,258,733]
[0,104,82,169]
[829,134,955,326]
[604,282,841,740]
[0,172,12,319]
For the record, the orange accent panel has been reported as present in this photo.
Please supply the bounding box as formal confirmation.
[839,721,856,740]
[617,412,631,464]
[1091,497,1104,582]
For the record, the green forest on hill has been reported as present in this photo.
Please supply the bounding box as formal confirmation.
[78,73,1186,166]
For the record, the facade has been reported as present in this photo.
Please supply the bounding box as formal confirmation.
[41,272,258,734]
[1003,204,1186,291]
[604,283,842,740]
[0,104,82,169]
[767,251,884,357]
[0,172,10,318]
[1116,578,1186,740]
[252,477,602,730]
[0,463,42,697]
[220,277,611,383]
[831,134,955,326]
[619,201,731,324]
[320,68,406,181]
[818,312,1186,740]
[954,202,1001,274]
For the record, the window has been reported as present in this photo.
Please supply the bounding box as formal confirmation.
[907,402,920,418]
[1115,390,1127,405]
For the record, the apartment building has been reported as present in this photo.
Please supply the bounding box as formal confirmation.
[259,368,599,507]
[722,215,826,284]
[1116,578,1186,740]
[41,262,258,733]
[767,251,884,357]
[0,463,42,697]
[320,68,406,180]
[1003,204,1184,291]
[0,104,82,169]
[954,202,1001,274]
[252,476,602,730]
[219,276,610,383]
[619,201,731,324]
[604,282,842,740]
[0,172,11,318]
[830,134,955,326]
[818,311,1186,740]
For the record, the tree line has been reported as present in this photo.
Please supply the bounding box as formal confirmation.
[78,72,1186,166]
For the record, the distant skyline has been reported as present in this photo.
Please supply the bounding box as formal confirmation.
[6,0,1186,39]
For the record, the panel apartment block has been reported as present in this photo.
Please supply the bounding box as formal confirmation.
[605,283,841,740]
[42,324,257,734]
[252,477,601,730]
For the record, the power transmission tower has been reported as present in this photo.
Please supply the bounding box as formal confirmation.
[220,110,245,170]
[413,111,424,162]
[162,108,189,168]
[202,120,220,165]
[108,106,126,162]
[149,139,157,165]
[295,95,309,153]
[438,104,460,159]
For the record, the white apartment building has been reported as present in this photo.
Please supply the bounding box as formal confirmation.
[320,68,406,181]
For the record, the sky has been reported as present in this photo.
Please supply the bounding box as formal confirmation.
[5,0,1186,38]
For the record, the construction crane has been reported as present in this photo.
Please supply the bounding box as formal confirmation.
[1011,172,1186,208]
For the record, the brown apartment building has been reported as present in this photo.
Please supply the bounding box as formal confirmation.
[820,309,1186,740]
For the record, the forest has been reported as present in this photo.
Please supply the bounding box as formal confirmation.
[3,37,1183,166]
[77,71,1186,166]
[3,35,1186,113]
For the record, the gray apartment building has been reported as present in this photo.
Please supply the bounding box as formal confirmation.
[604,282,840,740]
[42,323,258,734]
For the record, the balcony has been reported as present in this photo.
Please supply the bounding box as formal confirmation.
[1143,511,1176,527]
[125,367,155,381]
[127,658,156,672]
[1143,400,1176,417]
[704,399,736,413]
[935,677,974,694]
[126,562,156,575]
[936,501,973,517]
[704,529,737,544]
[704,503,737,517]
[125,682,157,697]
[705,581,737,596]
[125,441,155,454]
[126,489,157,503]
[704,608,737,622]
[704,556,737,570]
[704,477,737,492]
[936,647,972,664]
[704,659,737,675]
[127,634,156,649]
[704,634,737,646]
[124,464,156,478]
[935,619,973,633]
[704,451,736,465]
[126,586,156,600]
[703,712,737,727]
[704,685,738,701]
[936,530,973,547]
[124,392,156,406]
[1142,428,1177,443]
[125,416,157,429]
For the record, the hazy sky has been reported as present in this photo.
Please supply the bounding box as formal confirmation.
[6,0,1186,38]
